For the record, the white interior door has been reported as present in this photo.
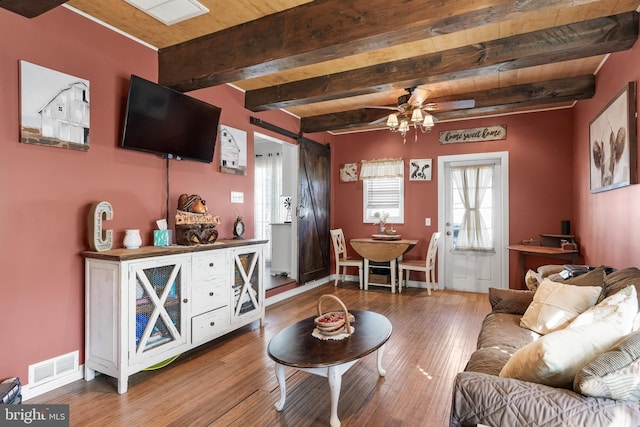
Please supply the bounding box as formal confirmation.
[438,152,509,292]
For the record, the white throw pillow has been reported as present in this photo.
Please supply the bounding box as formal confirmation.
[499,321,628,389]
[520,278,601,334]
[569,284,638,333]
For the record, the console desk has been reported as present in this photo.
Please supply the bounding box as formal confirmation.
[507,244,579,286]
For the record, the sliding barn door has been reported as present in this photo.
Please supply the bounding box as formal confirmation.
[297,139,330,285]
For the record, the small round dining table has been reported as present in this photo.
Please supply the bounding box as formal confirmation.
[350,237,418,292]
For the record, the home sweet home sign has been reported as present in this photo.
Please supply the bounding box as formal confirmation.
[439,125,507,144]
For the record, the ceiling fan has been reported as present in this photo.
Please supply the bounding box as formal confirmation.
[365,87,475,142]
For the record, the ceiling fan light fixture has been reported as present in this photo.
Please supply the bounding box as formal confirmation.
[386,113,399,130]
[422,112,434,129]
[410,108,423,123]
[398,120,410,133]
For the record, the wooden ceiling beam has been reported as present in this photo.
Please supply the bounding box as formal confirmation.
[0,0,67,17]
[300,75,596,133]
[158,0,599,92]
[248,12,637,112]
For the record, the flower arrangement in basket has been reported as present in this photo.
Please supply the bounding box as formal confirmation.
[313,294,355,338]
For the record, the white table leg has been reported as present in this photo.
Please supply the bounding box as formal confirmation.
[376,344,386,377]
[364,258,370,290]
[390,259,397,293]
[327,366,342,427]
[274,363,287,411]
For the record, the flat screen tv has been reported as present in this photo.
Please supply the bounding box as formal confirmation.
[121,75,221,163]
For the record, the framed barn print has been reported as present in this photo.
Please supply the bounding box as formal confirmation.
[589,82,637,193]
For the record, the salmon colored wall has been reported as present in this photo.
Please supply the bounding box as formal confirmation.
[331,110,575,288]
[573,41,640,268]
[0,8,305,385]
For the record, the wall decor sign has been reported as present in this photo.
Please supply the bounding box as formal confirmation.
[589,81,637,193]
[220,125,247,175]
[409,159,432,181]
[439,125,506,144]
[20,60,90,151]
[339,163,358,182]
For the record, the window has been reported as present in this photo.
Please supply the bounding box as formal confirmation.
[450,164,494,251]
[363,174,404,223]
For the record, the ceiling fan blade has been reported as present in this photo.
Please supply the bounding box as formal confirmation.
[358,105,400,111]
[408,87,429,106]
[369,116,390,125]
[424,99,475,111]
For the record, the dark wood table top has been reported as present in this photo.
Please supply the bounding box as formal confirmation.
[267,310,392,368]
[507,244,578,255]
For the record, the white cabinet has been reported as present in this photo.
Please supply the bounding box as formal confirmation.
[83,240,266,394]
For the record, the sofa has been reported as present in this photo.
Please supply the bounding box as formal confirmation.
[451,266,640,427]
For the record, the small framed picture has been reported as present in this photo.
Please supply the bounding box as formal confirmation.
[409,159,432,181]
[339,163,358,182]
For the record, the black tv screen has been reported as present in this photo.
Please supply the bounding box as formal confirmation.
[121,75,221,163]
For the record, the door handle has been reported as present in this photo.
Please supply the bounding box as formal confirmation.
[446,231,452,236]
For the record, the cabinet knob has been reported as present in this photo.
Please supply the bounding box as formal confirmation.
[210,321,215,327]
[183,298,188,303]
[209,292,214,296]
[209,262,214,267]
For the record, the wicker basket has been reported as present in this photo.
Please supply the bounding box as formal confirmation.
[314,294,354,336]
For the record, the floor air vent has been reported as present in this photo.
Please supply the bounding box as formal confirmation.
[28,351,79,387]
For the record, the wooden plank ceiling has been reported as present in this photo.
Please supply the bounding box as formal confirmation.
[5,0,640,134]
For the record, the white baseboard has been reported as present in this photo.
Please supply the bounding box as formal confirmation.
[22,365,84,402]
[265,275,330,306]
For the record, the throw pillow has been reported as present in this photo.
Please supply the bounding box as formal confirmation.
[525,269,539,291]
[488,287,534,315]
[520,279,601,335]
[499,321,628,389]
[564,265,606,288]
[569,285,638,334]
[574,331,640,400]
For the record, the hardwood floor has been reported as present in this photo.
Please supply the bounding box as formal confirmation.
[30,281,490,426]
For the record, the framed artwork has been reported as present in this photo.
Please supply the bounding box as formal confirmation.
[589,82,637,193]
[409,159,432,181]
[339,163,358,182]
[20,60,90,151]
[219,125,247,175]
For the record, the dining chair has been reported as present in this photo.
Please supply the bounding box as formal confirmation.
[398,232,441,295]
[330,229,364,289]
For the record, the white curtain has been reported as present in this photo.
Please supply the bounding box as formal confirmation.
[451,165,494,251]
[254,153,283,261]
[359,158,403,179]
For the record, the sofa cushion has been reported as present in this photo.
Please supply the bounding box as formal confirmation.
[477,312,540,351]
[537,264,564,279]
[520,279,601,334]
[604,267,640,303]
[574,331,640,400]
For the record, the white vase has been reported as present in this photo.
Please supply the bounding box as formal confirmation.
[124,229,142,249]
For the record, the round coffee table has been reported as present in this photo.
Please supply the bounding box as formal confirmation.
[267,310,392,427]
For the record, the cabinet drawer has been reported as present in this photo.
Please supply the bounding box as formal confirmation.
[191,280,228,316]
[192,307,229,345]
[192,252,227,281]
